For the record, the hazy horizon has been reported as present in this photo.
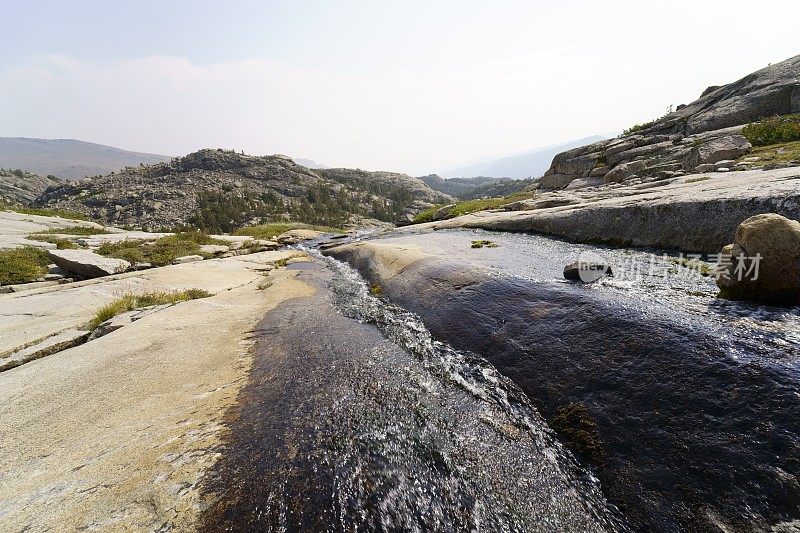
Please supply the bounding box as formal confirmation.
[2,0,798,175]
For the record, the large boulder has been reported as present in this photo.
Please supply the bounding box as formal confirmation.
[47,249,130,279]
[684,135,751,170]
[716,213,800,304]
[604,161,647,183]
[538,173,574,190]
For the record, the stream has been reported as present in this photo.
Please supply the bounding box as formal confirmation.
[323,228,800,532]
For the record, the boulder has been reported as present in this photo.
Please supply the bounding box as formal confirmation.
[563,261,613,283]
[47,249,130,279]
[198,244,229,255]
[538,173,574,190]
[432,204,456,221]
[684,135,751,170]
[716,213,800,304]
[604,161,647,183]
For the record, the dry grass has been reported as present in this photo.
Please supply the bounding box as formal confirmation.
[89,289,212,330]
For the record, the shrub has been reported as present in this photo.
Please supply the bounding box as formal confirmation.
[0,247,51,285]
[89,289,213,330]
[742,114,800,146]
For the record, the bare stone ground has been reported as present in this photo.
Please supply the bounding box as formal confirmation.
[0,250,314,531]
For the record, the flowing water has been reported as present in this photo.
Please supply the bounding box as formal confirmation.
[201,250,629,531]
[322,229,800,531]
[203,230,799,531]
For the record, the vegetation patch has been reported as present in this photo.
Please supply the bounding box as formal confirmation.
[471,240,498,249]
[742,114,800,146]
[26,235,80,249]
[412,191,536,224]
[549,403,604,465]
[740,139,800,167]
[96,231,225,267]
[369,284,383,295]
[0,247,51,285]
[89,289,212,330]
[233,222,343,240]
[622,119,657,136]
[31,225,109,236]
[0,203,92,221]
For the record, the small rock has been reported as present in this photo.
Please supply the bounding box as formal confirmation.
[172,255,204,264]
[133,262,152,270]
[44,273,64,281]
[564,261,613,283]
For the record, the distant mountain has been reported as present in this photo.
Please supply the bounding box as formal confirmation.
[440,135,614,179]
[291,157,326,169]
[0,138,171,180]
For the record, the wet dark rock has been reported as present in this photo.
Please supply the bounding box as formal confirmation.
[564,261,613,282]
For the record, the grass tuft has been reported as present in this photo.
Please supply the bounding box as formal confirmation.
[89,289,212,330]
[0,247,51,285]
[26,235,79,249]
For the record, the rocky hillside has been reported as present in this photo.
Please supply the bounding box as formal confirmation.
[0,168,62,205]
[34,149,452,231]
[0,138,171,181]
[540,54,800,189]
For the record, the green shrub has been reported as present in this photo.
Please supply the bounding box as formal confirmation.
[0,247,51,285]
[411,206,440,224]
[742,114,800,146]
[89,289,213,330]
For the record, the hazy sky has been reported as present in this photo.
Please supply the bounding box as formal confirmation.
[2,0,798,174]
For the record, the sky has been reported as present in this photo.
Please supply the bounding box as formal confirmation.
[1,0,798,175]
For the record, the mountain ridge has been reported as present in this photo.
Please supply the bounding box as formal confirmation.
[0,137,171,180]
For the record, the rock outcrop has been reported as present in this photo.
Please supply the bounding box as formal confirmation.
[48,249,130,278]
[539,54,800,190]
[408,167,800,253]
[716,213,800,304]
[0,169,62,205]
